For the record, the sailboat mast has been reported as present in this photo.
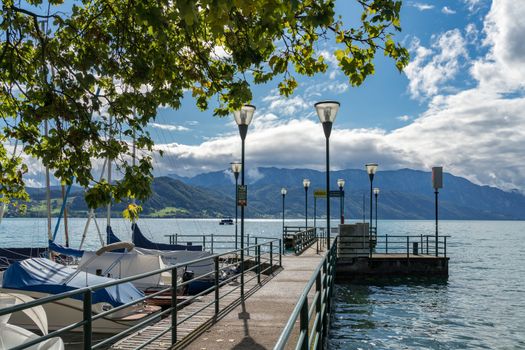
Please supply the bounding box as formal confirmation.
[62,185,69,247]
[45,120,52,241]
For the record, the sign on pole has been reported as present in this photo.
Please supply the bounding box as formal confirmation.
[237,185,247,206]
[329,190,343,198]
[314,189,327,198]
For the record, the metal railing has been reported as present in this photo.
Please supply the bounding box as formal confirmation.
[338,234,449,258]
[274,237,338,350]
[282,226,318,255]
[164,233,277,255]
[0,239,282,349]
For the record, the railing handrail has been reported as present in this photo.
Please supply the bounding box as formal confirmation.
[274,237,337,349]
[0,238,280,317]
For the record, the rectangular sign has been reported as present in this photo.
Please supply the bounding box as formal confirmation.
[314,189,327,198]
[329,190,343,198]
[237,185,247,206]
[432,167,443,189]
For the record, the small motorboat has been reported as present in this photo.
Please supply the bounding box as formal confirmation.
[0,258,160,334]
[219,217,234,225]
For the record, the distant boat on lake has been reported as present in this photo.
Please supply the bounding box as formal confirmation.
[219,217,234,225]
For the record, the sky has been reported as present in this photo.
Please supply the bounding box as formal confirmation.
[145,0,525,193]
[13,1,525,193]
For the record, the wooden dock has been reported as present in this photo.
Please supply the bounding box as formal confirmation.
[110,245,325,350]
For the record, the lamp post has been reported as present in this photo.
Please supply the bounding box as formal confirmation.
[373,187,379,235]
[303,179,310,229]
[315,101,340,249]
[337,178,345,224]
[281,187,287,238]
[230,161,242,250]
[365,163,378,243]
[432,166,443,256]
[233,104,255,299]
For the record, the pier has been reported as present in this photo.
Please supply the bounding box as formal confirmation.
[1,226,448,350]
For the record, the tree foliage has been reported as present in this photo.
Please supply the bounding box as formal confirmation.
[0,0,409,210]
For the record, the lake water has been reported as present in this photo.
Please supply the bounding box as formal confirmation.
[1,218,524,349]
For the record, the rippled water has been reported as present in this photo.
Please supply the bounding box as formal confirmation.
[329,220,525,350]
[1,218,524,348]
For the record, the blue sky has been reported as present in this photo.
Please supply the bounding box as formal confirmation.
[10,1,525,193]
[148,0,525,194]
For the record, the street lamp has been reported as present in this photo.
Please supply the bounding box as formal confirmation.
[365,163,378,245]
[337,178,345,224]
[230,161,242,250]
[303,179,310,229]
[373,187,379,236]
[281,187,287,237]
[315,101,340,249]
[432,166,443,256]
[233,104,255,299]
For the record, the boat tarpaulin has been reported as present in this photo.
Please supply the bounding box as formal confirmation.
[48,241,84,258]
[106,226,125,252]
[2,258,144,307]
[132,224,202,251]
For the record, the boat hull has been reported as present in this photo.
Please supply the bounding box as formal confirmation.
[0,288,159,334]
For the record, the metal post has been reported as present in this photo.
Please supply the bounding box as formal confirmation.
[325,135,331,248]
[340,187,344,224]
[374,192,378,236]
[369,176,373,241]
[426,235,429,254]
[211,234,214,254]
[83,290,92,349]
[270,241,273,274]
[279,239,282,267]
[235,173,239,250]
[171,266,177,344]
[316,272,322,346]
[282,193,285,243]
[406,236,409,260]
[257,245,261,284]
[247,234,250,256]
[203,236,206,251]
[322,259,328,338]
[305,186,308,229]
[240,136,245,298]
[214,257,219,315]
[175,233,178,245]
[300,298,309,350]
[444,236,447,257]
[435,190,439,257]
[386,234,388,254]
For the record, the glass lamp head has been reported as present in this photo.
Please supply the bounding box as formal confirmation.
[230,161,242,174]
[373,187,380,195]
[366,163,378,175]
[233,104,256,126]
[314,101,340,123]
[337,178,345,189]
[281,187,287,196]
[303,178,311,189]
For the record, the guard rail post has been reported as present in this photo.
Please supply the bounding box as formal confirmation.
[270,241,273,274]
[214,256,219,315]
[83,290,92,350]
[171,266,178,344]
[279,239,282,267]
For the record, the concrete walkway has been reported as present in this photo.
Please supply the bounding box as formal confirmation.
[185,244,325,350]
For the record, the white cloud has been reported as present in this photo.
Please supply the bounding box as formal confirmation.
[397,115,411,122]
[149,122,189,131]
[410,2,434,11]
[404,29,468,99]
[442,6,456,14]
[470,1,525,93]
[465,23,479,44]
[262,93,309,117]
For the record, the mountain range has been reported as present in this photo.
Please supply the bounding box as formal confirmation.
[8,168,525,220]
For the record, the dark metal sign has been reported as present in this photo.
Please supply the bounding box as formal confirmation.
[329,190,343,197]
[237,185,247,206]
[314,189,327,198]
